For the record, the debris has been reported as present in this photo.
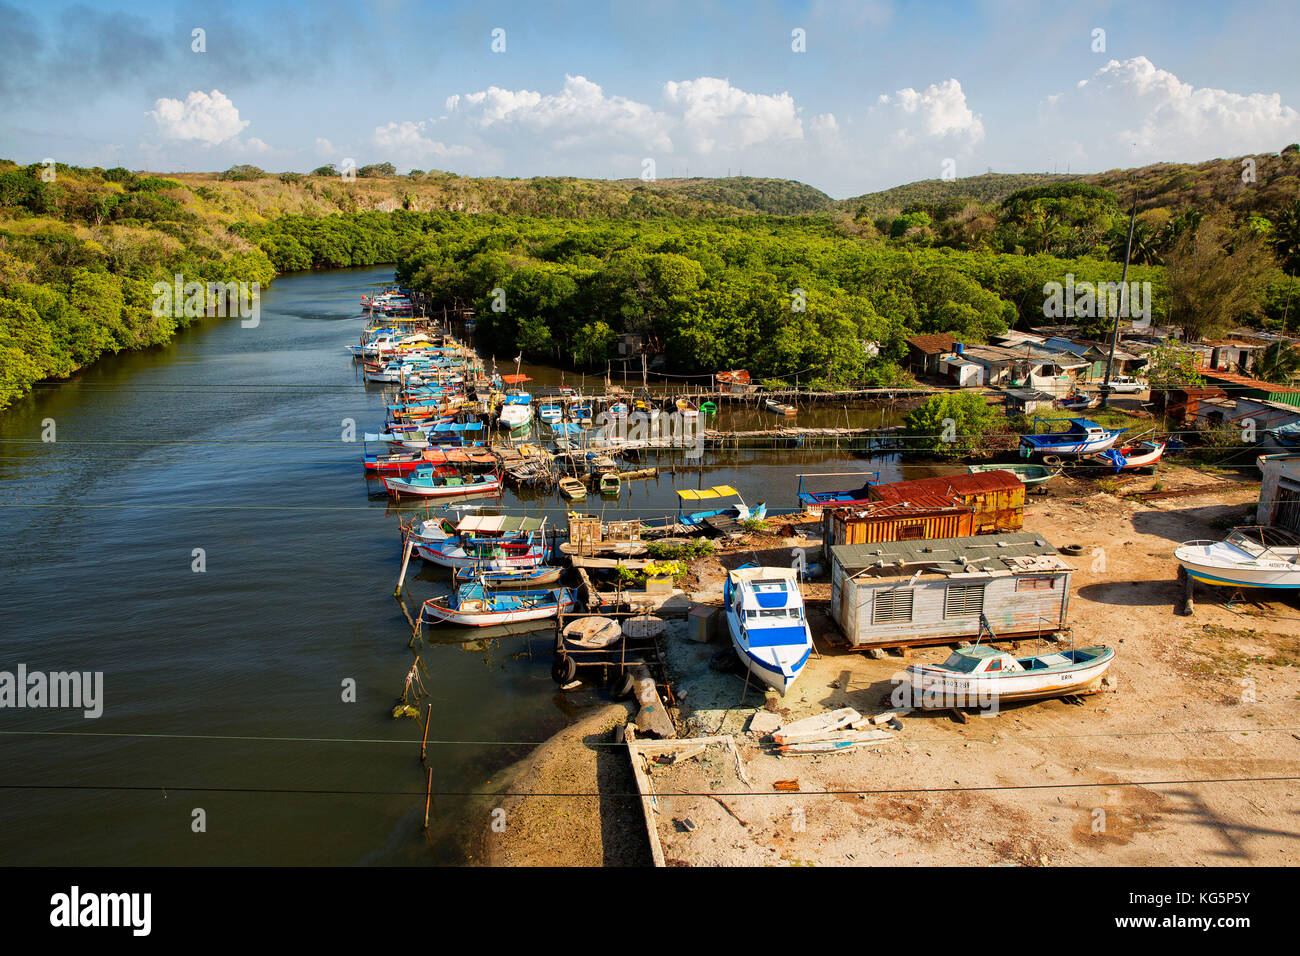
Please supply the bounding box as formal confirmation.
[773,779,801,792]
[748,711,783,736]
[773,708,862,745]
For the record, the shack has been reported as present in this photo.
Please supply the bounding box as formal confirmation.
[715,369,756,396]
[1257,454,1300,533]
[829,532,1073,650]
[821,498,974,562]
[869,470,1025,534]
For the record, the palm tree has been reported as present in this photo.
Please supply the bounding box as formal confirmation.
[1270,199,1300,332]
[1253,340,1300,385]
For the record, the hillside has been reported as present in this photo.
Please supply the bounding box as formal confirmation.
[837,172,1078,216]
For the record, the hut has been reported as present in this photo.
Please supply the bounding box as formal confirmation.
[869,471,1025,534]
[828,532,1073,650]
[715,369,756,396]
[821,498,974,563]
[1257,454,1300,533]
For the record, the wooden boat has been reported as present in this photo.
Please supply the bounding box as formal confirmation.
[1092,440,1165,473]
[380,466,502,499]
[765,398,797,416]
[599,471,621,496]
[795,472,879,511]
[452,565,564,588]
[1174,526,1300,589]
[1019,418,1125,457]
[904,644,1115,708]
[559,476,587,500]
[966,462,1058,486]
[675,398,698,418]
[415,537,550,570]
[723,565,813,695]
[421,583,576,626]
[677,484,766,527]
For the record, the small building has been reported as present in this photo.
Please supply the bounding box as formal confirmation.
[821,497,975,561]
[1152,385,1228,426]
[1195,368,1300,409]
[939,354,985,387]
[715,369,756,396]
[1003,388,1058,415]
[829,532,1073,649]
[869,471,1025,534]
[906,333,955,377]
[1257,454,1300,533]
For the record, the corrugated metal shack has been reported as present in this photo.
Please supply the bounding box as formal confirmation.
[821,497,975,560]
[869,470,1025,534]
[829,532,1072,650]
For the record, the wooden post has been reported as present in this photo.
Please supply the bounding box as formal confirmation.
[420,703,431,763]
[394,535,415,597]
[422,766,433,831]
[1178,565,1194,616]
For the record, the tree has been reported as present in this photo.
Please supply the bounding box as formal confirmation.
[1269,198,1300,332]
[1163,218,1270,341]
[902,391,1000,458]
[1143,342,1203,389]
[1252,341,1300,385]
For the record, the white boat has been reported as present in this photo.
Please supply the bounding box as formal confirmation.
[415,537,550,570]
[1019,418,1125,457]
[500,393,534,429]
[1174,526,1300,589]
[421,583,575,627]
[903,644,1115,708]
[723,565,813,695]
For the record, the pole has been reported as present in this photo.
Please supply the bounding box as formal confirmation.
[1100,190,1139,409]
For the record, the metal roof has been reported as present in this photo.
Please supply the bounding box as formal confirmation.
[871,470,1023,502]
[831,531,1067,577]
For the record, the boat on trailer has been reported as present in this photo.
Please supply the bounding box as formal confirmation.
[1091,440,1165,473]
[723,565,813,695]
[1019,418,1125,458]
[1174,526,1300,589]
[421,583,576,626]
[903,643,1115,708]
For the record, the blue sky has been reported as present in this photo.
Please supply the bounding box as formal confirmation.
[2,0,1298,197]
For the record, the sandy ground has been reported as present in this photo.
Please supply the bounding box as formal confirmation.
[485,464,1300,866]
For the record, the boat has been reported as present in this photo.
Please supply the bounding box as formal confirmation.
[1092,440,1165,473]
[421,583,576,626]
[415,536,551,570]
[1174,526,1300,589]
[380,466,502,499]
[499,392,534,429]
[700,401,717,417]
[676,484,766,527]
[452,565,564,588]
[795,472,879,511]
[903,644,1115,708]
[598,471,621,497]
[539,403,563,425]
[765,398,797,416]
[675,398,698,418]
[1019,418,1125,458]
[1055,392,1098,411]
[966,462,1058,486]
[723,565,813,695]
[559,476,587,500]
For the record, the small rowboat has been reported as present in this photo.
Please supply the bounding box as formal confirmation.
[452,565,564,588]
[700,401,717,417]
[599,471,621,497]
[559,476,587,500]
[903,644,1115,708]
[363,451,427,474]
[421,584,576,626]
[675,398,698,418]
[966,462,1058,486]
[380,466,502,499]
[765,398,797,416]
[1092,440,1165,473]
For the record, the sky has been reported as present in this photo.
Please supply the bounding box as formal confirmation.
[1,0,1298,199]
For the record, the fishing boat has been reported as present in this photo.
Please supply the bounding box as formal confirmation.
[1092,440,1165,473]
[499,392,534,429]
[903,644,1115,708]
[559,476,587,500]
[675,398,698,418]
[764,398,797,416]
[421,583,576,626]
[676,485,766,528]
[1055,391,1098,411]
[795,472,879,511]
[1174,526,1300,589]
[452,565,564,588]
[966,462,1058,486]
[415,536,550,570]
[380,466,502,499]
[538,403,563,425]
[1019,418,1125,458]
[723,565,813,695]
[599,471,621,496]
[363,450,428,474]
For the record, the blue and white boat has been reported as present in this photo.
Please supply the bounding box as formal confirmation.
[1019,418,1125,458]
[422,583,576,626]
[500,392,534,429]
[1174,526,1300,589]
[676,485,766,528]
[723,565,813,695]
[539,403,563,425]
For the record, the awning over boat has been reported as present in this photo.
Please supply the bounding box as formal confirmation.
[677,485,740,501]
[456,515,547,534]
[421,448,496,465]
[501,374,531,384]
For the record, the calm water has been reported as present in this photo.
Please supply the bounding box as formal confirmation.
[0,264,930,865]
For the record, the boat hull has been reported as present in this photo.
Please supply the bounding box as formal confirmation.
[725,615,811,695]
[904,649,1114,707]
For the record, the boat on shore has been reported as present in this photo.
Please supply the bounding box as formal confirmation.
[795,472,879,511]
[966,462,1058,486]
[421,583,576,626]
[723,565,813,695]
[1019,418,1125,458]
[677,484,766,528]
[903,644,1115,708]
[1174,526,1300,589]
[1091,440,1165,473]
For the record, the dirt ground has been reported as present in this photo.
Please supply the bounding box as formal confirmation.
[484,464,1300,866]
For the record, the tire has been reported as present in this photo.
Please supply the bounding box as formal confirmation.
[611,672,636,701]
[552,656,577,685]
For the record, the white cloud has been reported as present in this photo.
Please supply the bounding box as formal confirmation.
[371,120,470,162]
[1047,57,1300,162]
[314,137,340,158]
[147,89,249,145]
[874,79,985,149]
[662,77,804,153]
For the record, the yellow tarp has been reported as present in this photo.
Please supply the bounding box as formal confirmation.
[676,485,740,501]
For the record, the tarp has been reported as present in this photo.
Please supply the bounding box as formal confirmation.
[677,485,740,501]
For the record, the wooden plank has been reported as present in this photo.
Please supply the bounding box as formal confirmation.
[772,708,862,745]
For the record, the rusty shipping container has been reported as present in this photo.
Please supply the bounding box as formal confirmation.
[869,470,1025,534]
[821,497,975,562]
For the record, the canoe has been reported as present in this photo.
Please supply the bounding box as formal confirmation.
[966,463,1058,486]
[904,644,1115,708]
[559,476,587,500]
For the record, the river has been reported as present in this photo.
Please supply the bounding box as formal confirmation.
[0,264,932,864]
